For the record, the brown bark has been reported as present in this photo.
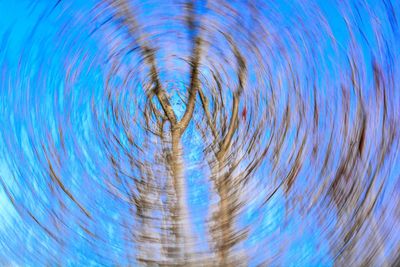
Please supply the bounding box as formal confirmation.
[169,129,193,265]
[213,159,234,267]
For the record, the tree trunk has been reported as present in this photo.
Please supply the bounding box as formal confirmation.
[170,129,192,265]
[218,176,232,266]
[213,158,233,267]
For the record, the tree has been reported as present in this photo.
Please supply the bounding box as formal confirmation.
[104,0,271,265]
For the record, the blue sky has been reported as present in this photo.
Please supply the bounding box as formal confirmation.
[1,0,399,266]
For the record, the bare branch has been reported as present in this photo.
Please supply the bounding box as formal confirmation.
[177,36,203,134]
[217,38,247,159]
[198,88,218,140]
[177,1,203,134]
[146,49,178,125]
[110,0,177,125]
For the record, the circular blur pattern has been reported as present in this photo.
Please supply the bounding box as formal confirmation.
[0,0,399,266]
